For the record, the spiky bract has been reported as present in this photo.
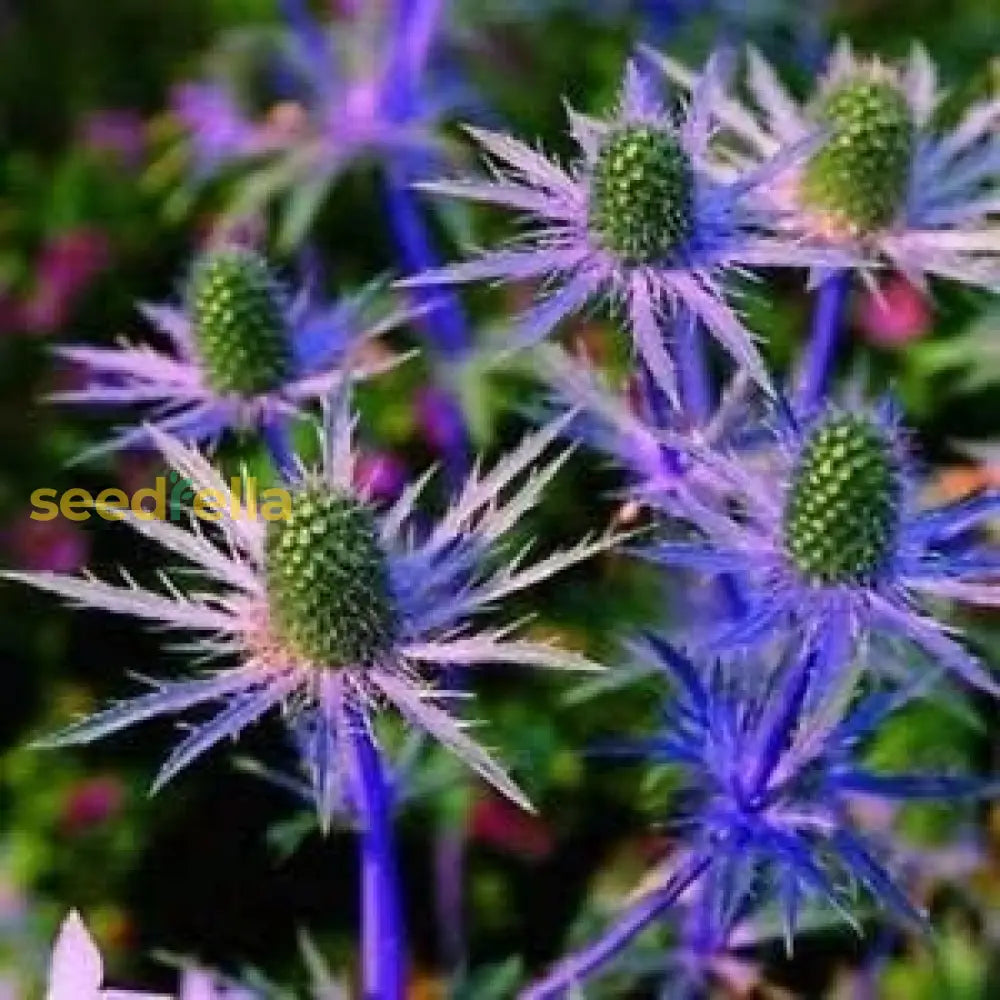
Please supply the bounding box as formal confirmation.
[645,40,1000,287]
[402,58,852,403]
[4,404,615,821]
[550,355,1000,696]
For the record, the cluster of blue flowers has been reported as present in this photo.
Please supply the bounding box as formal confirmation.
[20,2,1000,997]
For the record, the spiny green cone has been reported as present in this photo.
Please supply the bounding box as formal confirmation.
[801,76,914,233]
[189,248,293,396]
[589,125,695,264]
[265,488,398,666]
[784,414,901,585]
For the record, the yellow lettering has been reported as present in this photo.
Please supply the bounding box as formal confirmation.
[132,477,166,521]
[29,488,59,521]
[260,488,291,522]
[60,488,93,522]
[95,488,128,521]
[193,489,224,522]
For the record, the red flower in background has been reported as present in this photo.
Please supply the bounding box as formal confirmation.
[471,793,555,860]
[60,775,125,836]
[3,510,89,573]
[20,228,111,334]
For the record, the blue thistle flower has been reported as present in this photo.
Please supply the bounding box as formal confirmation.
[647,40,1000,288]
[5,387,618,825]
[649,397,1000,694]
[173,0,470,254]
[400,57,853,404]
[524,637,996,997]
[173,1,476,461]
[554,358,1000,694]
[51,246,409,464]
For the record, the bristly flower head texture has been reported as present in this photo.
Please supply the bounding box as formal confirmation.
[524,637,994,997]
[5,386,615,825]
[52,245,408,458]
[640,393,1000,695]
[401,57,854,404]
[647,40,1000,289]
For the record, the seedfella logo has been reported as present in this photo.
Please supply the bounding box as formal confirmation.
[30,476,293,523]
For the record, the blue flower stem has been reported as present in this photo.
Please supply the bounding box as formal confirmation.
[637,359,674,436]
[383,167,470,360]
[383,167,472,487]
[347,705,406,1000]
[261,415,298,482]
[677,306,712,425]
[798,270,851,409]
[520,853,711,999]
[278,0,331,82]
[643,310,743,616]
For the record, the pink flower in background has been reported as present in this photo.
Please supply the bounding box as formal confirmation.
[856,275,930,347]
[3,511,89,573]
[60,776,126,835]
[80,110,146,169]
[21,228,111,334]
[48,912,263,998]
[355,450,407,502]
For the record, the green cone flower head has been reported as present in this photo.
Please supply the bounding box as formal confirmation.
[265,487,398,666]
[784,413,901,585]
[189,247,293,396]
[589,124,695,263]
[801,71,914,233]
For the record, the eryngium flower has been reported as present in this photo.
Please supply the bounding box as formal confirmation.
[172,0,463,248]
[52,246,406,457]
[646,40,1000,288]
[525,638,995,997]
[400,58,849,403]
[5,396,615,821]
[553,356,1000,694]
[643,639,997,924]
[632,638,995,931]
[652,401,1000,694]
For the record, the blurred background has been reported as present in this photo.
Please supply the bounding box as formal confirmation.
[0,1,998,996]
